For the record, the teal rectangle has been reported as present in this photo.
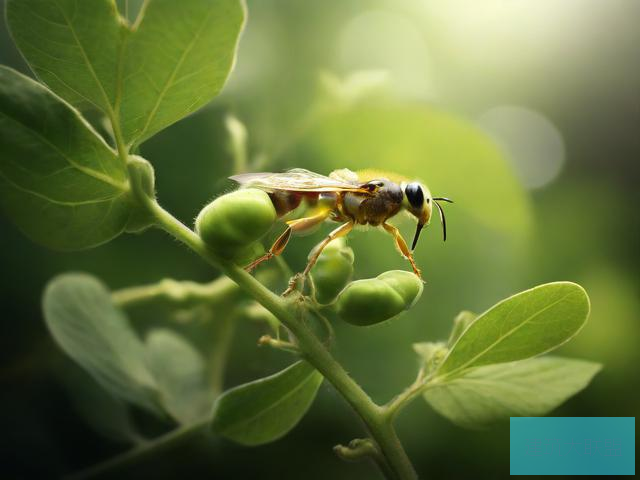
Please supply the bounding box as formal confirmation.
[510,417,635,475]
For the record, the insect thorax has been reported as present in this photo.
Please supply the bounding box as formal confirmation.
[343,181,404,226]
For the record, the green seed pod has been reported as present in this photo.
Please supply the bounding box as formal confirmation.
[195,189,276,255]
[376,270,423,309]
[310,238,354,304]
[231,242,266,266]
[336,270,423,326]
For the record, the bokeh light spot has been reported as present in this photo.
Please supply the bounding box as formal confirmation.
[478,106,566,190]
[338,10,437,100]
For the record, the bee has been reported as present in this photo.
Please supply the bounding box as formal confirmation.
[230,168,452,293]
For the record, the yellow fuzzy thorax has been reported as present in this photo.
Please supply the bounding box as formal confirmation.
[354,169,413,184]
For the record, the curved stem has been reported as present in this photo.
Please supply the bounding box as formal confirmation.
[384,367,447,422]
[384,377,430,422]
[69,420,208,480]
[209,312,235,398]
[145,198,418,480]
[111,276,240,308]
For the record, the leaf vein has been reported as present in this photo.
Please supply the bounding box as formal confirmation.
[443,292,574,377]
[221,371,320,435]
[133,6,217,143]
[0,111,126,191]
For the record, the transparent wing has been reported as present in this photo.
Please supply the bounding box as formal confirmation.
[229,168,369,193]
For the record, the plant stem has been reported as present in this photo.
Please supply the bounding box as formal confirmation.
[70,420,209,480]
[111,276,240,308]
[384,376,434,422]
[145,199,418,480]
[109,109,129,167]
[210,312,235,398]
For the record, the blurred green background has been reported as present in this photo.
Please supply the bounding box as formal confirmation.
[1,0,639,478]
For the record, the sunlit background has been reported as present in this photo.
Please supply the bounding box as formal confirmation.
[1,0,639,478]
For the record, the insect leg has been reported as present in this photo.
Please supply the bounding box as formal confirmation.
[283,221,354,296]
[244,227,292,272]
[244,210,330,272]
[382,222,422,278]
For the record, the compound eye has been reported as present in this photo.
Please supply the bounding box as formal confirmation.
[405,182,424,208]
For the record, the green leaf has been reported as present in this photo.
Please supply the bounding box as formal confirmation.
[62,364,142,445]
[119,0,246,145]
[7,0,246,146]
[211,361,323,446]
[437,282,590,378]
[424,356,602,429]
[146,329,213,425]
[6,0,124,112]
[42,273,160,414]
[0,67,131,250]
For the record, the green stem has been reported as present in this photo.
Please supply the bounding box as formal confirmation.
[111,116,129,165]
[69,420,208,480]
[145,198,417,480]
[111,276,240,308]
[384,378,430,422]
[384,367,446,422]
[209,312,235,398]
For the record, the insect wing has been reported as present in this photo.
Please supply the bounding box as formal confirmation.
[229,168,369,193]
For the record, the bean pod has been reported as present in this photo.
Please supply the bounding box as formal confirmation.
[310,238,354,304]
[195,189,276,257]
[336,270,423,326]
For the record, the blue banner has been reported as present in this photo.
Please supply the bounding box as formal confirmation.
[510,417,635,475]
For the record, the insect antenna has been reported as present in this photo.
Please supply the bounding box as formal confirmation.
[432,197,453,242]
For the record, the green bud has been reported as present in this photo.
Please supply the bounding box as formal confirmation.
[413,341,448,372]
[336,270,423,326]
[447,310,477,347]
[195,189,276,254]
[376,270,423,308]
[231,242,266,266]
[311,238,354,304]
[125,155,156,233]
[127,155,155,199]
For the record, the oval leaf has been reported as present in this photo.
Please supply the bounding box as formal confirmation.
[437,282,590,378]
[146,329,213,425]
[62,365,142,445]
[120,0,246,145]
[7,0,246,146]
[42,273,160,413]
[6,0,124,111]
[425,357,602,429]
[211,361,323,446]
[0,67,131,250]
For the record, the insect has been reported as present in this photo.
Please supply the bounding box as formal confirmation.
[230,168,452,294]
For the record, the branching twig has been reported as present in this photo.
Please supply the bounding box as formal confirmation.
[111,276,241,308]
[138,194,418,480]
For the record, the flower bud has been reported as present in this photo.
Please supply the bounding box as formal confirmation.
[125,155,156,233]
[195,189,276,255]
[336,270,423,326]
[310,238,354,304]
